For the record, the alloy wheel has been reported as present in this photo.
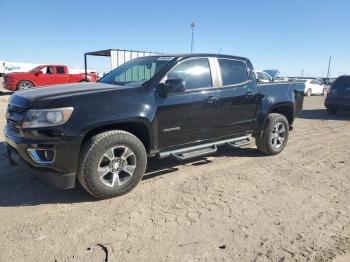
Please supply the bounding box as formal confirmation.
[18,82,32,90]
[97,146,136,188]
[271,123,286,149]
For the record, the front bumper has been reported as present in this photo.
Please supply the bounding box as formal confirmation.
[4,126,83,189]
[2,81,16,91]
[5,143,76,189]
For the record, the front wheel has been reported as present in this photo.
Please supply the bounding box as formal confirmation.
[256,113,289,155]
[77,130,147,199]
[16,81,34,91]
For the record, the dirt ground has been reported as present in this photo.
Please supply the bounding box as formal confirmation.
[0,93,349,262]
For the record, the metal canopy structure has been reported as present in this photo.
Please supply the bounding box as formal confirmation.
[84,49,161,79]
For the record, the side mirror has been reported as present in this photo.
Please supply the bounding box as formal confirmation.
[159,79,186,97]
[35,71,43,76]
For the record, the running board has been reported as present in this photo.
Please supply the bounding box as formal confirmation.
[226,137,251,148]
[172,145,217,160]
[158,135,251,160]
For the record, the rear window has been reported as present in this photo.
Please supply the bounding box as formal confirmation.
[333,76,350,90]
[56,66,66,74]
[218,59,248,86]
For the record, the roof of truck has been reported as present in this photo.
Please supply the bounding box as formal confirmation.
[153,53,250,61]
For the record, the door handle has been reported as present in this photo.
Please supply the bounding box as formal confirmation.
[245,91,255,98]
[206,96,220,104]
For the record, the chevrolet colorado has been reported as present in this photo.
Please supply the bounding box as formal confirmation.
[5,54,304,199]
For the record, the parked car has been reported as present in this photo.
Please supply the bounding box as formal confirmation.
[3,65,97,91]
[4,54,304,199]
[325,75,350,115]
[303,79,326,96]
[256,69,281,83]
[263,69,280,80]
[256,71,273,82]
[275,77,290,82]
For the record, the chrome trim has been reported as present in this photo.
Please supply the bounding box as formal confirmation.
[27,149,55,164]
[208,57,220,87]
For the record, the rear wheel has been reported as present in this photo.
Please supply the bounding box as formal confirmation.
[256,113,289,155]
[16,81,33,91]
[306,88,312,96]
[77,130,147,199]
[322,88,327,95]
[327,107,337,115]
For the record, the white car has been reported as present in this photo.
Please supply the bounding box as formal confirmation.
[303,79,326,96]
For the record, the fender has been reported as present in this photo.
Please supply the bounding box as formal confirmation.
[254,99,294,138]
[79,116,156,155]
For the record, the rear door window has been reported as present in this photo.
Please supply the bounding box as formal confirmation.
[56,66,66,74]
[333,76,350,94]
[333,77,350,89]
[218,59,248,86]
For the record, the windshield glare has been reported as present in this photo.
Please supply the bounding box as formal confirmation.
[29,66,42,73]
[98,56,175,86]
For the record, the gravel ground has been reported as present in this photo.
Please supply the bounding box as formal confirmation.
[0,95,349,262]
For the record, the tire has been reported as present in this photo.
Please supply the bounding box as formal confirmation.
[255,113,289,156]
[306,88,312,96]
[322,88,327,96]
[327,107,337,115]
[16,80,34,91]
[77,130,147,199]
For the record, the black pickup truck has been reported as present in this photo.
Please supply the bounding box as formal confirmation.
[5,54,304,199]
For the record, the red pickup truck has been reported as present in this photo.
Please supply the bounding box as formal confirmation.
[3,65,97,91]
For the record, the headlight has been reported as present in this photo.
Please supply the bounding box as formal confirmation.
[22,107,74,128]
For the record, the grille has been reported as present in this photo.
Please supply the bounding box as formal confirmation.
[7,119,21,133]
[8,104,27,114]
[6,104,27,133]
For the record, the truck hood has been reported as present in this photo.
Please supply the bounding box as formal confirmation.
[8,82,135,108]
[263,70,280,80]
[5,72,31,77]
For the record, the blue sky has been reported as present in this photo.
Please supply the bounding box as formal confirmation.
[0,0,349,77]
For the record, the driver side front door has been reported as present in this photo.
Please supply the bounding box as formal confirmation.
[156,57,221,150]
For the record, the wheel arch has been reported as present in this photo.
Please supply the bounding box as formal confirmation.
[81,120,154,156]
[268,103,294,125]
[255,102,295,137]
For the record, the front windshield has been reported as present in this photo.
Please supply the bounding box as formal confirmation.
[29,66,42,73]
[99,56,175,86]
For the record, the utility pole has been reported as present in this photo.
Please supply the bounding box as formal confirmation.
[190,22,196,53]
[326,56,332,80]
[301,69,304,78]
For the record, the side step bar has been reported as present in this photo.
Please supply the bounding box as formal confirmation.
[158,135,251,160]
[226,137,251,148]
